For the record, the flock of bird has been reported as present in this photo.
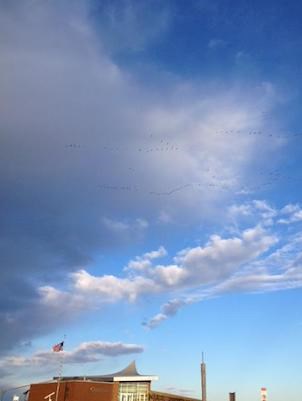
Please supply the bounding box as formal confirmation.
[98,169,302,197]
[65,143,82,148]
[99,183,192,196]
[216,129,302,139]
[101,145,180,153]
[64,129,301,197]
[65,139,180,153]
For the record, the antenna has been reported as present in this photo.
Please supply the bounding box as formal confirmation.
[201,353,207,401]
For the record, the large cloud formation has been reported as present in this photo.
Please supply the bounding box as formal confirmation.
[145,201,302,327]
[39,201,302,329]
[0,0,290,355]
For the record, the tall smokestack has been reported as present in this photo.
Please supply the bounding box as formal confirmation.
[201,353,207,401]
[261,388,267,401]
[229,392,236,401]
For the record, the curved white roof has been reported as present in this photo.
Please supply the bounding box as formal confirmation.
[54,361,159,382]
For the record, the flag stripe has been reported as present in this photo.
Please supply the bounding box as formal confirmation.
[52,341,64,352]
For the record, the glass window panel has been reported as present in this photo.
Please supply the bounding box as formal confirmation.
[119,381,149,401]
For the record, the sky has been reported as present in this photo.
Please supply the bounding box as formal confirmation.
[1,0,302,400]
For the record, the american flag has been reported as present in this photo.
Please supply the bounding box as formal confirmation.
[52,341,64,352]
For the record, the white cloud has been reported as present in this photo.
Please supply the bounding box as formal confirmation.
[0,341,144,378]
[4,200,300,337]
[92,0,172,54]
[143,246,167,260]
[280,204,300,214]
[71,270,159,303]
[174,226,277,284]
[42,223,276,310]
[143,313,167,329]
[143,202,302,327]
[102,217,149,242]
[252,200,277,225]
[143,298,190,329]
[154,264,187,287]
[125,246,167,273]
[228,200,279,228]
[228,203,253,218]
[278,204,302,224]
[39,217,278,318]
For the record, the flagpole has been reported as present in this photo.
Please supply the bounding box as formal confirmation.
[54,335,66,401]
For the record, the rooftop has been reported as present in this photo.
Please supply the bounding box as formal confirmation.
[54,361,159,383]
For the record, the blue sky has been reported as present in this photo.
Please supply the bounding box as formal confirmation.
[1,1,302,401]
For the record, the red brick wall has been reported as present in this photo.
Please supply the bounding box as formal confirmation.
[28,381,118,401]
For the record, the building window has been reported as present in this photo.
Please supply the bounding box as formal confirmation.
[119,383,149,401]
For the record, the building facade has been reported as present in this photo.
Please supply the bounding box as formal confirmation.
[27,362,200,401]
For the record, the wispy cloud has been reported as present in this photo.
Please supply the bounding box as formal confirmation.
[142,299,191,329]
[142,201,302,328]
[36,201,302,330]
[0,341,144,379]
[278,204,302,224]
[42,223,276,308]
[90,0,172,54]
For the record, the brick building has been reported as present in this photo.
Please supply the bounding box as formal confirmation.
[27,362,200,401]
